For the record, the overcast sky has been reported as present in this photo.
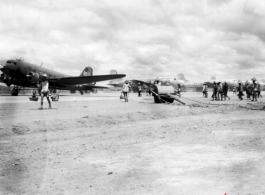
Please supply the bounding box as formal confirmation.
[0,0,264,80]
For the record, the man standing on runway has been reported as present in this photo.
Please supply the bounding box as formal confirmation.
[39,73,51,109]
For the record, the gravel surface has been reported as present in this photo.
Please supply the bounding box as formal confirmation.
[1,92,265,195]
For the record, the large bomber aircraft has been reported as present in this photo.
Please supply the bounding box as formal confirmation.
[0,59,126,97]
[108,70,185,91]
[179,75,265,92]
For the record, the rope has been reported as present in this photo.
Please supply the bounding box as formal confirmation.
[149,89,265,110]
[180,96,231,106]
[178,96,265,110]
[238,105,265,111]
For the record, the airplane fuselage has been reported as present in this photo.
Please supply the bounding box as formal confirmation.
[109,77,184,90]
[1,59,99,91]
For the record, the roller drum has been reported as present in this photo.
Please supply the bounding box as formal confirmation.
[152,85,175,95]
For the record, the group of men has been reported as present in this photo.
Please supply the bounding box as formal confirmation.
[202,77,262,102]
[210,82,230,101]
[238,77,262,101]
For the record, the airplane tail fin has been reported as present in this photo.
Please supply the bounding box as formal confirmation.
[177,73,188,82]
[80,67,93,76]
[109,69,121,84]
[110,69,117,75]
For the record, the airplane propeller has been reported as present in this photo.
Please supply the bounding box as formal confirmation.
[0,73,4,81]
[0,64,4,70]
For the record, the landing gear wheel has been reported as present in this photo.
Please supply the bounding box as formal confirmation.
[11,91,19,96]
[11,86,20,96]
[154,95,161,103]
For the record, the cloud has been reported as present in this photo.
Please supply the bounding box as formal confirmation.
[208,0,232,6]
[0,0,264,81]
[244,0,265,17]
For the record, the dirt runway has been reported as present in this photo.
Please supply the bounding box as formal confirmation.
[1,92,265,195]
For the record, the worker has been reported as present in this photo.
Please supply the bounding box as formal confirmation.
[39,73,51,109]
[222,82,230,101]
[257,82,262,98]
[176,84,181,97]
[205,84,208,98]
[217,82,223,100]
[245,81,251,100]
[233,87,236,95]
[202,83,208,98]
[122,81,131,102]
[202,83,206,97]
[251,77,258,101]
[137,83,142,97]
[212,82,217,101]
[237,82,244,100]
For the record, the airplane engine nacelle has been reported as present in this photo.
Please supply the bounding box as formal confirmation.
[27,72,40,83]
[1,74,12,86]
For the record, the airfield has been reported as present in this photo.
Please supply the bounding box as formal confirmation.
[1,91,265,195]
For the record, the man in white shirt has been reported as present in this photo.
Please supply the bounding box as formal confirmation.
[39,73,51,109]
[122,81,131,102]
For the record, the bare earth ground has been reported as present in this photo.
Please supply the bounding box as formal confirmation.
[0,92,265,195]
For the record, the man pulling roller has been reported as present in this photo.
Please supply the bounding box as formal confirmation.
[137,83,142,97]
[39,73,51,109]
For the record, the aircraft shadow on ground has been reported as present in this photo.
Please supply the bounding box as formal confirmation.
[0,94,32,97]
[0,94,120,97]
[29,108,58,110]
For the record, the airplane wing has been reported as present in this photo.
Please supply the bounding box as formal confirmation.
[131,79,151,86]
[48,74,126,85]
[83,85,109,90]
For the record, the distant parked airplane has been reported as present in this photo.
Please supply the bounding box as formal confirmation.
[178,75,265,92]
[108,70,184,91]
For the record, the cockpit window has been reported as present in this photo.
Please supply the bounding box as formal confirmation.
[6,60,16,64]
[6,60,17,65]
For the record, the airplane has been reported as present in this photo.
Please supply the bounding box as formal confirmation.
[0,59,126,98]
[108,70,185,92]
[177,74,241,92]
[178,74,265,92]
